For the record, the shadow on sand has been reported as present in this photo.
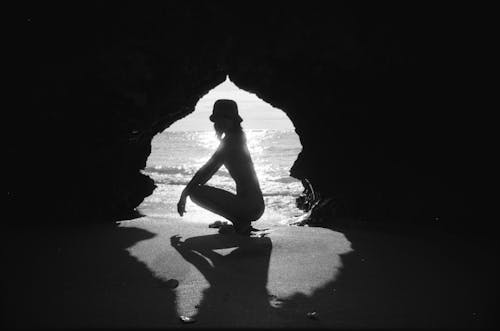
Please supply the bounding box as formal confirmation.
[3,220,494,329]
[170,233,286,327]
[278,223,496,329]
[2,222,178,329]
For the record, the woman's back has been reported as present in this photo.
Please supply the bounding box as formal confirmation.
[222,133,262,197]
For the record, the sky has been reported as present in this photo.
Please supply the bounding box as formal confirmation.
[168,76,295,131]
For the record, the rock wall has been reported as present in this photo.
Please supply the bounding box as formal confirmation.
[10,2,485,231]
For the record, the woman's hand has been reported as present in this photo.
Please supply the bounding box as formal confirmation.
[177,191,187,216]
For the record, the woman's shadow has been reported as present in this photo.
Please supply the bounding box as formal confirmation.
[171,233,281,327]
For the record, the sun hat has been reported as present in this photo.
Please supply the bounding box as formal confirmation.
[209,99,243,123]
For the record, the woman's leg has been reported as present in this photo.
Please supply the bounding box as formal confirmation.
[189,185,242,224]
[189,185,263,230]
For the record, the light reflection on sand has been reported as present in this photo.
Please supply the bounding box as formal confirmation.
[119,217,353,320]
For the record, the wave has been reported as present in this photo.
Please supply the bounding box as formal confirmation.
[263,146,301,153]
[149,177,299,196]
[272,176,300,184]
[263,191,301,197]
[163,179,190,186]
[143,165,194,176]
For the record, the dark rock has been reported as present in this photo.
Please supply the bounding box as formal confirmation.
[166,279,179,289]
[9,2,487,236]
[307,311,319,320]
[179,316,196,324]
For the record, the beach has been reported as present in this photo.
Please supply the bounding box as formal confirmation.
[13,3,495,328]
[140,129,306,225]
[3,214,495,329]
[3,130,495,329]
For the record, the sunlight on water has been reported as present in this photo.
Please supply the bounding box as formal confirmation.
[139,129,305,225]
[196,131,219,151]
[138,77,305,226]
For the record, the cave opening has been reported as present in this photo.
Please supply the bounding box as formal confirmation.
[137,76,306,226]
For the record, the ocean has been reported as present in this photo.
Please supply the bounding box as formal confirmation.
[138,129,306,225]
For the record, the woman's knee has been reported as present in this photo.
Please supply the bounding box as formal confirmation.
[188,185,206,204]
[189,185,233,210]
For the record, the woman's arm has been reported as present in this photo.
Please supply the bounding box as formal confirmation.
[185,145,224,192]
[177,143,224,216]
[170,235,215,282]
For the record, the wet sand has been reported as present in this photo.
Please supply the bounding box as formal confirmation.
[2,216,495,329]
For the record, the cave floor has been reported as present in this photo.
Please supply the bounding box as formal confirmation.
[2,216,495,329]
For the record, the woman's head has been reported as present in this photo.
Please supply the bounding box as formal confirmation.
[210,99,243,139]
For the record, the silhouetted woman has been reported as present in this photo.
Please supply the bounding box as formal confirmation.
[177,99,265,235]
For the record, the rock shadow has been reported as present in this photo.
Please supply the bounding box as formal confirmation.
[276,223,496,328]
[2,222,178,329]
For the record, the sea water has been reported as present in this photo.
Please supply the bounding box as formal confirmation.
[138,129,306,225]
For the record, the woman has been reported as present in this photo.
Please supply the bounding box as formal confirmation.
[177,99,265,235]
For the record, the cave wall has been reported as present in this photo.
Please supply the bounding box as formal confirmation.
[10,1,485,231]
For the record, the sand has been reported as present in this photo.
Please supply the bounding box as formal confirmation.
[2,215,495,329]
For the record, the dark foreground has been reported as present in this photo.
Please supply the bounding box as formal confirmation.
[2,216,496,329]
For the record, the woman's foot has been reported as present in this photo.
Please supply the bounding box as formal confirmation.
[218,224,235,234]
[234,222,252,236]
[217,221,253,235]
[209,220,229,228]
